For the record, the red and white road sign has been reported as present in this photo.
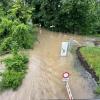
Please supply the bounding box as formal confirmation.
[63,72,69,78]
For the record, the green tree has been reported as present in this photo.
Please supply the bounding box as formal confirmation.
[0,17,13,39]
[0,3,5,17]
[95,0,100,33]
[61,0,97,34]
[12,23,37,49]
[41,0,61,28]
[8,0,33,24]
[32,0,42,24]
[0,0,13,13]
[23,0,33,5]
[32,0,62,31]
[32,0,98,34]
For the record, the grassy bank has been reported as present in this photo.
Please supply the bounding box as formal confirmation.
[80,47,100,78]
[80,47,100,94]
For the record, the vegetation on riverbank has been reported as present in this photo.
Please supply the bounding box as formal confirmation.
[80,47,100,94]
[0,0,37,91]
[0,42,29,90]
[0,0,37,55]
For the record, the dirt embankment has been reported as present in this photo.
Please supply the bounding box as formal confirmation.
[76,47,99,82]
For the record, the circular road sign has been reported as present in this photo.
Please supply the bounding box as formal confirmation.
[63,72,69,78]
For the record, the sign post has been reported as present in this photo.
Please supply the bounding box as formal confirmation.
[62,72,73,100]
[63,72,69,82]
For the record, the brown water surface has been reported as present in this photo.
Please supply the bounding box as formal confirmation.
[0,29,95,100]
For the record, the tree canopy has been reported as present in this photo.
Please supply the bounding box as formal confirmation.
[32,0,99,34]
[0,0,37,54]
[0,0,100,36]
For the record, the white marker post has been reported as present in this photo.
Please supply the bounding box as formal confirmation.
[63,72,73,100]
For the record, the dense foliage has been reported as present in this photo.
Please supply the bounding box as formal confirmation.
[31,0,100,34]
[0,0,37,91]
[0,42,29,90]
[12,23,37,49]
[0,37,12,54]
[8,0,33,24]
[0,71,25,90]
[0,18,13,39]
[0,0,99,35]
[95,1,100,33]
[4,54,28,73]
[0,17,37,54]
[0,0,37,55]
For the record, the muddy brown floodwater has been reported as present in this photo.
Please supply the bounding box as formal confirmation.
[0,29,96,100]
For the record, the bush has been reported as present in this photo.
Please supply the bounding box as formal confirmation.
[0,17,37,55]
[0,37,13,54]
[0,22,37,55]
[0,70,24,90]
[11,41,19,56]
[0,17,13,38]
[12,23,37,49]
[4,54,28,72]
[15,54,29,64]
[8,0,32,24]
[0,53,29,90]
[0,36,29,91]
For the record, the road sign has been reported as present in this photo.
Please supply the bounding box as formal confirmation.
[61,42,69,56]
[63,72,69,78]
[62,72,70,82]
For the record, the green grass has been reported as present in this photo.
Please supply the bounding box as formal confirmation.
[80,47,100,94]
[80,47,100,77]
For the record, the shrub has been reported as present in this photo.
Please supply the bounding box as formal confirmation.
[0,70,24,90]
[12,23,37,49]
[0,18,37,54]
[8,0,32,24]
[4,54,28,72]
[0,17,13,38]
[11,41,19,56]
[0,37,13,54]
[15,54,29,64]
[0,37,29,91]
[0,53,29,90]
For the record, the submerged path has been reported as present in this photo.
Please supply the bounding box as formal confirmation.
[0,29,95,100]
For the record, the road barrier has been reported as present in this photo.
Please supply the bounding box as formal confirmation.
[66,82,73,100]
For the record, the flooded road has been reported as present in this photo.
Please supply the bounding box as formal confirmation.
[0,29,96,100]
